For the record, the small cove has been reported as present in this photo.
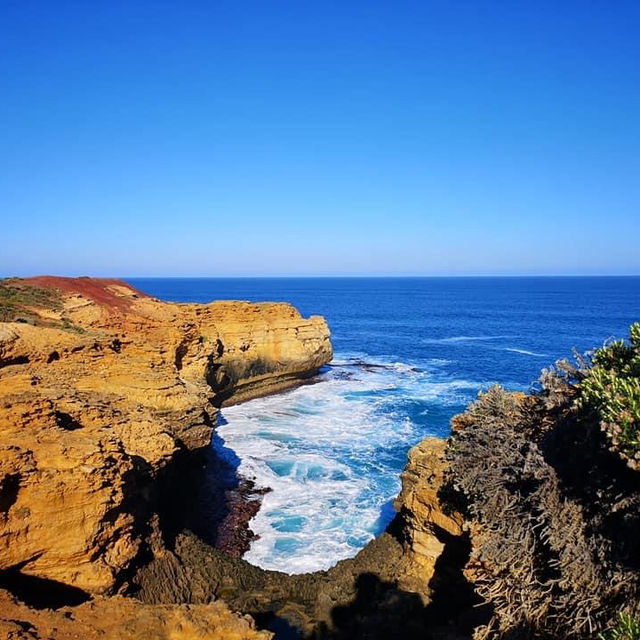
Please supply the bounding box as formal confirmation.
[128,276,640,572]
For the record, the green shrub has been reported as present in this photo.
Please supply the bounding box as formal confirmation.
[598,613,640,640]
[578,322,640,467]
[0,278,62,322]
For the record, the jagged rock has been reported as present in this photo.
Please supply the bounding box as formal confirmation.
[393,438,463,599]
[132,438,470,638]
[0,276,474,639]
[0,587,272,639]
[0,276,331,595]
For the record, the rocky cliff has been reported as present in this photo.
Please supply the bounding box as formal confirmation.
[0,276,491,640]
[0,278,464,639]
[125,436,477,640]
[0,276,331,637]
[0,588,270,640]
[5,274,629,639]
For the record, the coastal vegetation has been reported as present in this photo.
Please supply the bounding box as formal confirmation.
[0,277,85,332]
[599,613,640,640]
[446,322,640,638]
[0,278,62,323]
[578,322,640,467]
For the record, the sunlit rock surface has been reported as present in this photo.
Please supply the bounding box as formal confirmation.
[0,587,272,639]
[0,276,331,595]
[0,276,475,639]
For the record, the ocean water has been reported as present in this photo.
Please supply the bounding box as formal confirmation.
[127,277,640,573]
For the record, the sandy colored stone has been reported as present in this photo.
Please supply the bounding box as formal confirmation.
[0,587,272,639]
[0,277,331,595]
[0,276,468,637]
[393,437,463,598]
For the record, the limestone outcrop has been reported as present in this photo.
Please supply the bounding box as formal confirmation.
[0,275,476,639]
[393,438,463,599]
[0,587,271,639]
[0,276,331,596]
[130,437,471,639]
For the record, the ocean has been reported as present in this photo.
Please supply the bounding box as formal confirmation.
[127,276,640,574]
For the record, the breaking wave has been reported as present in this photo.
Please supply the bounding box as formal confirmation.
[215,354,481,573]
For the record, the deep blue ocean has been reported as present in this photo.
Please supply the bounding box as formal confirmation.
[127,277,640,573]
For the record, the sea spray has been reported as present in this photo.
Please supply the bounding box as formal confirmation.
[215,354,480,573]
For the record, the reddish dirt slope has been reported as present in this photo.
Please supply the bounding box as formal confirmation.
[22,276,148,312]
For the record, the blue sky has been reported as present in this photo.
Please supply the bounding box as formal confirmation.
[2,1,639,276]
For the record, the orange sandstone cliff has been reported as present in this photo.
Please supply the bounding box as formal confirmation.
[0,276,331,638]
[0,277,470,640]
[0,589,270,640]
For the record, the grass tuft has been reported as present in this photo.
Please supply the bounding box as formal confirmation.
[599,613,640,640]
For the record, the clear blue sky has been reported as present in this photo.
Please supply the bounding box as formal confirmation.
[2,1,639,276]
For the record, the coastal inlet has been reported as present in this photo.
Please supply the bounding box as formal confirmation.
[216,355,481,573]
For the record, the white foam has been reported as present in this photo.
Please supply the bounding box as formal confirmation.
[503,347,549,357]
[215,355,480,573]
[422,335,508,344]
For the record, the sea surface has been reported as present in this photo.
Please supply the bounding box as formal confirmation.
[127,277,640,573]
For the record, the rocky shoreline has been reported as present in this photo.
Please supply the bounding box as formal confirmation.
[129,436,473,639]
[2,276,636,639]
[0,276,470,639]
[213,477,269,558]
[0,276,336,637]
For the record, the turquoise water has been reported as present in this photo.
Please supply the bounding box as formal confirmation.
[128,277,640,573]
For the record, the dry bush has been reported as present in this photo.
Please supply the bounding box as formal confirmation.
[447,376,640,639]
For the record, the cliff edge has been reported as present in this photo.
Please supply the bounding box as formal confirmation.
[3,275,634,639]
[0,276,331,610]
[0,278,463,639]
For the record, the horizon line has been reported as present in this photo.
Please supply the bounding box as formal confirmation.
[3,273,640,280]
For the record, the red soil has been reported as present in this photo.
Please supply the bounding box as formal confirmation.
[21,276,148,312]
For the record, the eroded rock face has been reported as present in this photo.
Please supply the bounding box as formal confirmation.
[0,277,331,595]
[0,276,474,639]
[393,438,463,599]
[132,437,471,638]
[0,587,272,639]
